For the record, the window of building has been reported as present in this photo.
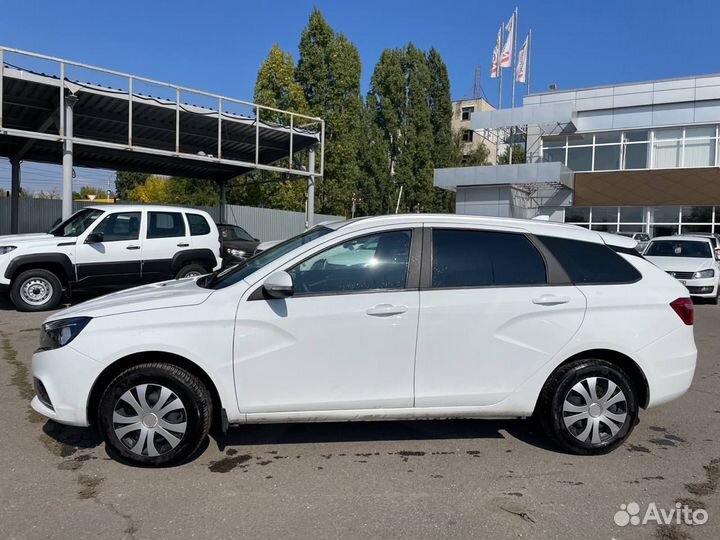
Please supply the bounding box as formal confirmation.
[567,146,592,171]
[564,207,590,223]
[653,206,681,223]
[620,207,644,223]
[543,147,565,163]
[538,236,641,284]
[431,229,546,288]
[623,142,649,169]
[147,212,186,239]
[682,206,713,223]
[461,106,475,121]
[462,129,474,142]
[591,207,618,223]
[594,144,620,170]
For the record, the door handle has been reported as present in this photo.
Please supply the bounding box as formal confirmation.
[126,245,140,250]
[177,243,190,247]
[366,303,408,317]
[532,294,571,306]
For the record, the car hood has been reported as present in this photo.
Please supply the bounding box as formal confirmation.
[46,278,214,321]
[644,256,715,273]
[0,232,64,248]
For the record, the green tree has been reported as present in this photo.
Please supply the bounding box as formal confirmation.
[127,176,219,206]
[454,131,490,167]
[296,8,363,216]
[115,171,150,200]
[499,144,526,165]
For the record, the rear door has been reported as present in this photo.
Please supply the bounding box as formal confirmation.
[141,210,191,281]
[414,226,586,408]
[75,210,143,286]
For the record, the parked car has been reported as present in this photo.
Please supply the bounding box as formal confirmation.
[0,205,222,311]
[217,224,260,264]
[618,232,651,252]
[688,233,720,260]
[643,236,719,303]
[31,215,696,466]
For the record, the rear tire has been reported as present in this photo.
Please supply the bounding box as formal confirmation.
[10,268,63,311]
[175,264,207,279]
[537,359,638,455]
[97,362,212,467]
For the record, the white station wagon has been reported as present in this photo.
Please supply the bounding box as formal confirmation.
[30,215,697,466]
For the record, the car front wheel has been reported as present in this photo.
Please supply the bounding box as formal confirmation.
[537,359,638,455]
[10,268,63,311]
[98,362,212,467]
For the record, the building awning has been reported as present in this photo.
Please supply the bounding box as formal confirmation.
[434,162,575,191]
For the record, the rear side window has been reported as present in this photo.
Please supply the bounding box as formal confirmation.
[187,213,211,236]
[539,236,641,284]
[147,212,186,239]
[431,229,547,288]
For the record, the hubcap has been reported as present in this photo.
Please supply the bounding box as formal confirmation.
[184,271,201,278]
[112,384,187,457]
[562,376,628,445]
[20,277,53,306]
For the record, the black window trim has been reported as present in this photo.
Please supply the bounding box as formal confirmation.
[419,226,572,291]
[248,227,422,300]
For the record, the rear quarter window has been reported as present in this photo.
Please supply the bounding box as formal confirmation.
[187,213,211,236]
[538,236,641,284]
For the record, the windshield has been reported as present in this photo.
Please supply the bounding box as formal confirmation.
[200,226,334,290]
[221,225,254,242]
[49,208,104,237]
[645,240,712,258]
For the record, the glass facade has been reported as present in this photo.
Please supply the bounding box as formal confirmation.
[562,206,720,236]
[542,126,720,171]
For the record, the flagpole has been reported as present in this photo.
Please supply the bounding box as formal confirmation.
[496,24,503,164]
[526,29,532,95]
[511,7,518,108]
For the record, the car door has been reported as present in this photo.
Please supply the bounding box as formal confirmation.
[141,210,191,281]
[233,227,421,414]
[414,226,586,408]
[75,210,143,286]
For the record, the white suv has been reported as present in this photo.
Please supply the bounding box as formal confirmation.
[30,215,697,466]
[0,205,221,311]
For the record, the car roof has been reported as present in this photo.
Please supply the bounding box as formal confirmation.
[84,204,210,214]
[324,214,635,247]
[649,235,714,242]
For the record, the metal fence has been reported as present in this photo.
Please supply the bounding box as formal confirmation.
[0,198,343,240]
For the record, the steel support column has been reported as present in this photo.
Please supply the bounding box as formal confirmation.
[62,95,78,220]
[10,159,20,234]
[306,148,315,229]
[219,180,227,223]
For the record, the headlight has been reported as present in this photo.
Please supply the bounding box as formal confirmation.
[0,246,16,255]
[227,248,247,258]
[39,317,91,350]
[693,269,715,279]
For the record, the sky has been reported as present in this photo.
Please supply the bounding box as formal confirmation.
[1,0,719,194]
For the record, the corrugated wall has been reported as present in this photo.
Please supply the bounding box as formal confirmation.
[0,198,342,240]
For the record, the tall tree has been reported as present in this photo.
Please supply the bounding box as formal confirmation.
[296,9,363,216]
[115,171,150,200]
[499,144,526,165]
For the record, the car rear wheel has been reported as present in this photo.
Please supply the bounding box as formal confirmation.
[10,268,63,311]
[537,359,638,455]
[176,264,207,279]
[98,363,212,467]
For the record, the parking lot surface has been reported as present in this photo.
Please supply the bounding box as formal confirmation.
[1,295,718,540]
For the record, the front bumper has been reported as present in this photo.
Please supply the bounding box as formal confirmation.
[677,277,718,298]
[31,345,107,427]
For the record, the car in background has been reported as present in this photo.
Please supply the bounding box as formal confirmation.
[644,236,719,303]
[31,214,697,466]
[618,232,651,252]
[217,224,260,264]
[688,233,720,260]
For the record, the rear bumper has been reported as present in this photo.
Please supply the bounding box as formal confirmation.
[634,325,697,408]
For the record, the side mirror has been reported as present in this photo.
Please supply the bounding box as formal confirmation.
[85,232,104,244]
[263,271,294,299]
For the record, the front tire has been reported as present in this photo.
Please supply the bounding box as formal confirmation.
[176,263,207,279]
[98,363,212,467]
[537,359,638,455]
[10,268,63,311]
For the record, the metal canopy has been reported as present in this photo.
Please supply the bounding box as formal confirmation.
[0,47,324,181]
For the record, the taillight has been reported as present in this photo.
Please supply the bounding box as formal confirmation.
[670,297,694,325]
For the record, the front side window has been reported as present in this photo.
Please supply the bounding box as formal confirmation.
[49,208,104,237]
[288,230,412,295]
[93,211,141,241]
[147,212,186,239]
[187,213,211,236]
[431,229,546,288]
[645,240,712,259]
[539,236,641,284]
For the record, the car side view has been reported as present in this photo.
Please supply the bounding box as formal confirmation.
[0,205,222,311]
[30,215,697,466]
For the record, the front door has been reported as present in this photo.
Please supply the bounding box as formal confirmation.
[75,210,143,286]
[414,227,586,407]
[233,228,420,413]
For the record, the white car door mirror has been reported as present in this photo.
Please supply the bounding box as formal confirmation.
[263,271,294,299]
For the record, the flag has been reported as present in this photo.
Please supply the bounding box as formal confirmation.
[490,27,501,78]
[500,13,515,68]
[516,34,529,83]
